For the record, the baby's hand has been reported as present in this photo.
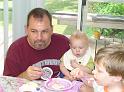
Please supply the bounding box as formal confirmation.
[64,74,75,81]
[76,70,84,79]
[68,75,75,81]
[70,59,79,68]
[70,68,80,78]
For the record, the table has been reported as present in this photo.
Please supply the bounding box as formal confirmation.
[0,76,82,92]
[0,76,29,92]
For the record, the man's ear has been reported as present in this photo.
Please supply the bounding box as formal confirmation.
[51,25,53,33]
[69,44,71,48]
[24,25,28,34]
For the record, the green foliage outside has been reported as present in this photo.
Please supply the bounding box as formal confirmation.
[0,0,78,34]
[0,1,12,27]
[1,0,124,39]
[88,2,124,39]
[44,0,78,35]
[89,2,124,16]
[44,0,78,13]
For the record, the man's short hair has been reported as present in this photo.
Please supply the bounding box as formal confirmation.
[27,8,52,26]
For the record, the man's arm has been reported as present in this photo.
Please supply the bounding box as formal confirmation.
[18,66,43,80]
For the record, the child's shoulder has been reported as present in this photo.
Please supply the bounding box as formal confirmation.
[93,80,104,92]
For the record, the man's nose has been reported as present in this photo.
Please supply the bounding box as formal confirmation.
[37,33,42,40]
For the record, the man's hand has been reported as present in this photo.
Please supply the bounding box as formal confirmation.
[18,66,43,80]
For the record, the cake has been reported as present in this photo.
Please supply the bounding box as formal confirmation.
[19,82,42,92]
[50,80,65,90]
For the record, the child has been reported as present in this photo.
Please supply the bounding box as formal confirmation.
[92,46,124,92]
[60,31,94,81]
[79,45,124,92]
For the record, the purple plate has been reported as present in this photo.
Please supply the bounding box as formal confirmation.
[44,78,73,91]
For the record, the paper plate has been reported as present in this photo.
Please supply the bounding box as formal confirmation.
[19,86,46,92]
[41,67,53,80]
[44,78,73,91]
[19,82,46,92]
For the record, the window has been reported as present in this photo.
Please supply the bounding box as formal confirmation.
[85,0,124,44]
[44,0,78,35]
[0,0,12,74]
[0,0,3,36]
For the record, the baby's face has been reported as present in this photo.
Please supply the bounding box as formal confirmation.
[70,39,88,57]
[92,63,116,86]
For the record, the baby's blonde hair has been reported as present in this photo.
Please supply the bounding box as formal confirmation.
[70,31,89,47]
[95,45,124,78]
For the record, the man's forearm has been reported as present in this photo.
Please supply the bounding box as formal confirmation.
[18,71,31,80]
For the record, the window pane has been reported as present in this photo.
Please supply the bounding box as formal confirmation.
[44,0,78,35]
[85,1,124,45]
[88,2,124,15]
[8,0,12,33]
[0,0,3,43]
[0,0,3,74]
[44,0,78,13]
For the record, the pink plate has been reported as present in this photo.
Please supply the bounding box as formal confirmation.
[44,78,73,91]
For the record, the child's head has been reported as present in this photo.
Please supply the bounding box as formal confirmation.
[69,31,89,57]
[93,46,124,86]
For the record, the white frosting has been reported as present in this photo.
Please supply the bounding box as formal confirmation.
[19,82,41,92]
[51,81,65,90]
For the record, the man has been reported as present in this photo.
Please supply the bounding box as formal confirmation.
[3,8,70,80]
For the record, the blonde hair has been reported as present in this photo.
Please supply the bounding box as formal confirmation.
[70,31,89,47]
[95,46,124,78]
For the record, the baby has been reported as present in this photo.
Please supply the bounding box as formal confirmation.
[60,31,94,81]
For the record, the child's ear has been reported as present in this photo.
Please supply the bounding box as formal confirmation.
[112,76,122,82]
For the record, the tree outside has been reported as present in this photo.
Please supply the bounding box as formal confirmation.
[87,2,124,39]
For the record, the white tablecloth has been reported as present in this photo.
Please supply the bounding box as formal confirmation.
[0,76,82,92]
